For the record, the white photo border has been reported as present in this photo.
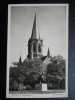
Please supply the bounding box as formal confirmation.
[6,4,69,98]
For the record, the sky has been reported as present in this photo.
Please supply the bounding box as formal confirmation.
[7,4,68,65]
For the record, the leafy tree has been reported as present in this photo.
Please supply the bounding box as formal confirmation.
[9,55,65,90]
[46,55,65,89]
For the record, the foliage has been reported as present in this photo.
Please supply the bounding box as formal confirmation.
[46,55,65,89]
[9,58,42,91]
[9,55,66,91]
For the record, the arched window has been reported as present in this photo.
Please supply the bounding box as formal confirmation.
[33,42,36,52]
[38,44,41,52]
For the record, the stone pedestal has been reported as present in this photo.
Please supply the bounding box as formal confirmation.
[42,83,47,91]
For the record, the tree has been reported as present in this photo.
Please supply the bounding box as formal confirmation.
[46,55,65,89]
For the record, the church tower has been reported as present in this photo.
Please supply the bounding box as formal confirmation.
[28,11,43,59]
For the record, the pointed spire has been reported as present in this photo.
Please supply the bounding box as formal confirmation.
[19,56,22,64]
[47,48,50,57]
[31,8,40,39]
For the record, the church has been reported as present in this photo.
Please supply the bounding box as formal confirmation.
[27,11,52,84]
[25,11,52,81]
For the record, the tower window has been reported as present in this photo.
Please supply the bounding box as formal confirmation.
[33,53,37,57]
[33,42,36,52]
[38,44,41,52]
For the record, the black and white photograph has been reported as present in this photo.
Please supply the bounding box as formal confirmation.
[6,4,68,98]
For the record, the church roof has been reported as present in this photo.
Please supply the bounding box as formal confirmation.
[31,11,40,39]
[41,56,47,61]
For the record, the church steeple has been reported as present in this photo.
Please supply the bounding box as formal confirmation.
[47,48,50,57]
[31,10,40,39]
[28,9,43,59]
